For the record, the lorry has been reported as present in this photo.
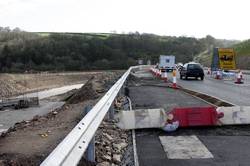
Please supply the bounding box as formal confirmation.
[159,55,175,72]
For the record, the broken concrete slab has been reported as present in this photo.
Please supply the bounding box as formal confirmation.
[116,108,166,129]
[217,106,250,125]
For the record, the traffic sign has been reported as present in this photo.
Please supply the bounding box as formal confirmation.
[211,48,236,70]
[218,48,236,70]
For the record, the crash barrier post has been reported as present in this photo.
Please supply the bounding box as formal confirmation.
[172,69,177,89]
[84,106,95,163]
[109,103,115,120]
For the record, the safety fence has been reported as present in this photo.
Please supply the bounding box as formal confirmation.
[41,65,146,166]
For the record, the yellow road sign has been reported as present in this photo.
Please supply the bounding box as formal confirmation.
[218,48,236,70]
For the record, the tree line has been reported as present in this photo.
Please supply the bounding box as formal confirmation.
[0,27,232,72]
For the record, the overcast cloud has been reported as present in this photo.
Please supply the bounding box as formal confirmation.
[1,0,250,40]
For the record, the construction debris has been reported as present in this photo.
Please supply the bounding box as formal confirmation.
[66,77,100,104]
[95,120,130,165]
[0,71,127,166]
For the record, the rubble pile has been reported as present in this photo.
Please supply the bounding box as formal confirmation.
[0,74,28,98]
[67,71,123,104]
[0,70,128,165]
[67,77,100,104]
[95,120,130,166]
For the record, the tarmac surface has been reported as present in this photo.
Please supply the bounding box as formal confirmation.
[174,72,250,106]
[130,69,250,166]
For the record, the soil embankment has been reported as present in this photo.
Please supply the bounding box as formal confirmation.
[0,72,102,98]
[0,71,132,166]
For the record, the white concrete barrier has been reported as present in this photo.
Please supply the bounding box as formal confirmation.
[217,106,250,125]
[116,108,166,129]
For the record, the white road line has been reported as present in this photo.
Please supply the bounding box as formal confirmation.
[159,135,213,159]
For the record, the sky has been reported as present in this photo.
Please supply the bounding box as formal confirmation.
[1,0,250,40]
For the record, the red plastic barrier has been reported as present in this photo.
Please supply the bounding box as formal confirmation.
[170,106,222,127]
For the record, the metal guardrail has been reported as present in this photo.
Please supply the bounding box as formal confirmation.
[41,66,145,166]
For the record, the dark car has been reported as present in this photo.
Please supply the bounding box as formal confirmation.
[180,62,204,80]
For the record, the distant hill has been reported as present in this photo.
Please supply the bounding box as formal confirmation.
[233,40,250,69]
[0,27,244,72]
[194,35,240,67]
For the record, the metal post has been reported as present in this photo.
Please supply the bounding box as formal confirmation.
[118,88,122,97]
[84,106,95,163]
[109,103,115,120]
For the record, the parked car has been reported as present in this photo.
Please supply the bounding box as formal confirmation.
[180,62,204,80]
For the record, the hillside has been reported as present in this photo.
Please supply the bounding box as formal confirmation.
[195,36,240,67]
[233,40,250,69]
[0,27,242,72]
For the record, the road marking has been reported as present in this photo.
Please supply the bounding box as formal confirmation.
[159,135,213,159]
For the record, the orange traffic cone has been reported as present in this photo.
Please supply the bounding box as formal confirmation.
[207,68,211,75]
[172,69,177,89]
[215,71,221,79]
[235,70,244,84]
[161,70,168,82]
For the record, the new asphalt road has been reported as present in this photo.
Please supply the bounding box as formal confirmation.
[173,71,250,106]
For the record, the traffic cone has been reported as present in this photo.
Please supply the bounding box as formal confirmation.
[161,70,168,82]
[215,71,221,79]
[153,68,156,75]
[158,69,161,78]
[172,69,177,89]
[207,68,211,75]
[240,71,243,79]
[235,70,244,84]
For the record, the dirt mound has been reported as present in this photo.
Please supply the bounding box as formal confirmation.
[67,77,101,104]
[0,72,100,98]
[0,74,28,98]
[67,71,124,104]
[0,71,125,165]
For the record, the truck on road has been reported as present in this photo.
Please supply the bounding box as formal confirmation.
[159,55,175,72]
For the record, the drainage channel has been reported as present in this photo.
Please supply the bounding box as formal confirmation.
[179,88,235,107]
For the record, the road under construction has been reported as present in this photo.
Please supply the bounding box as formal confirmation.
[1,66,250,166]
[129,67,250,166]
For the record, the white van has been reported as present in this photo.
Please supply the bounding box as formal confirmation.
[159,55,175,72]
